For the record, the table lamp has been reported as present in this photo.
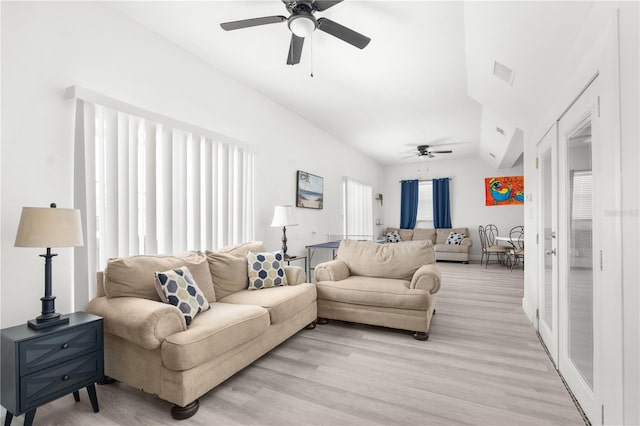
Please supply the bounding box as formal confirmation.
[270,205,298,260]
[15,203,84,330]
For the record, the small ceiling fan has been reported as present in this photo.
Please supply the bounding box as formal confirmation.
[403,145,454,159]
[220,0,371,65]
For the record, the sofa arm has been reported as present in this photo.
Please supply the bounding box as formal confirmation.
[461,237,473,247]
[314,259,350,282]
[409,264,442,294]
[284,265,306,285]
[86,296,186,350]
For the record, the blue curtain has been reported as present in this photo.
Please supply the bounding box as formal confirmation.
[432,178,452,228]
[400,179,419,229]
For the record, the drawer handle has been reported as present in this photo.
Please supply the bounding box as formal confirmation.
[62,375,70,381]
[61,343,69,349]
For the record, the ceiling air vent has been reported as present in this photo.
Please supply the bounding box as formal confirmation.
[489,153,496,159]
[493,60,515,85]
[496,127,505,135]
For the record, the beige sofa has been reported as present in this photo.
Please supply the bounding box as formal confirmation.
[314,239,441,340]
[86,242,317,420]
[385,227,472,263]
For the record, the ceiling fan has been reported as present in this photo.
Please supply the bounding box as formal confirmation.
[220,0,371,65]
[403,145,454,159]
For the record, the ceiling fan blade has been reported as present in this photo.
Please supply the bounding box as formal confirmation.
[317,18,371,49]
[314,0,344,11]
[220,16,287,31]
[401,154,418,159]
[287,34,304,65]
[429,150,453,154]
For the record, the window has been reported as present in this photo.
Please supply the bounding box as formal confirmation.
[74,95,254,274]
[343,178,373,240]
[416,181,433,223]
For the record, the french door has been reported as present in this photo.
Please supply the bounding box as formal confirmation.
[557,78,599,423]
[537,125,558,363]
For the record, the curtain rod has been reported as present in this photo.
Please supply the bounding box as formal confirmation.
[399,178,452,183]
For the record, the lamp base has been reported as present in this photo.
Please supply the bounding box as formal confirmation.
[28,315,69,330]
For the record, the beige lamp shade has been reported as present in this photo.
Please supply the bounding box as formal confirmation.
[15,205,84,248]
[270,205,298,227]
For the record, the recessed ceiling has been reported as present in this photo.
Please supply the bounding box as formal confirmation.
[110,1,595,166]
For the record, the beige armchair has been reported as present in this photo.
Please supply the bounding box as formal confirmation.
[314,239,441,340]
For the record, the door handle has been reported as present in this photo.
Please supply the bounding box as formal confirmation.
[551,231,556,239]
[545,249,556,255]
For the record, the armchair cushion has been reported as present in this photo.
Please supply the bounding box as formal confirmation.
[337,239,434,280]
[316,276,429,310]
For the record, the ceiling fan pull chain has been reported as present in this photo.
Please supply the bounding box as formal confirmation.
[310,32,314,78]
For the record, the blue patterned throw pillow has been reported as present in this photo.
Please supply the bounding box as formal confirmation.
[446,232,465,245]
[154,266,210,325]
[247,252,288,290]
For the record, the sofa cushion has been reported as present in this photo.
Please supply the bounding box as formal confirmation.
[436,227,469,244]
[446,232,465,245]
[104,252,216,302]
[154,267,210,325]
[219,284,316,324]
[412,228,436,244]
[385,230,402,243]
[247,252,288,290]
[316,276,430,310]
[337,239,435,280]
[398,229,414,242]
[161,302,269,371]
[206,241,265,299]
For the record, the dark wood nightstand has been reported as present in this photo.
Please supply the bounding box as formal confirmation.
[1,312,104,426]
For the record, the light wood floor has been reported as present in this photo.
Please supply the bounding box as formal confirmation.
[2,262,585,425]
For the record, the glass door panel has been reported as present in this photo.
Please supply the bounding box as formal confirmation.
[566,120,594,389]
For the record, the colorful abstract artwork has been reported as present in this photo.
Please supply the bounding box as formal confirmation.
[485,176,524,206]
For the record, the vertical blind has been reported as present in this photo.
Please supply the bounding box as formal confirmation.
[343,178,373,239]
[73,97,254,306]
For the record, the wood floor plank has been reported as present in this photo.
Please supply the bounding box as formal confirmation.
[2,262,585,425]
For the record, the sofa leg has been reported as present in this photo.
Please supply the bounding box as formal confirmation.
[433,309,436,315]
[412,332,429,341]
[171,399,199,420]
[96,376,117,385]
[305,320,317,330]
[317,317,329,325]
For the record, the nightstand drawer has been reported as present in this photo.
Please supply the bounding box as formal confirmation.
[20,351,103,412]
[20,321,102,375]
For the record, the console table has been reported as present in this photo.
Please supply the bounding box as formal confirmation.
[305,241,340,281]
[1,312,104,426]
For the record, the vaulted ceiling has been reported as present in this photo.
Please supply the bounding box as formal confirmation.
[111,1,595,166]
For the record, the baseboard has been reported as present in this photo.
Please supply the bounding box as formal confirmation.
[521,296,537,325]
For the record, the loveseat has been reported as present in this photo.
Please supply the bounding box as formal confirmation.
[314,239,441,340]
[385,227,472,263]
[86,241,317,420]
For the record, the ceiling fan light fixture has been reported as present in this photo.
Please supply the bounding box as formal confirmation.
[288,14,316,38]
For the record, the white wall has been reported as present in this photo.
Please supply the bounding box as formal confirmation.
[382,156,524,259]
[0,2,383,328]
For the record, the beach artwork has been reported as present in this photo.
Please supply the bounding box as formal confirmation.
[296,171,323,209]
[485,175,525,206]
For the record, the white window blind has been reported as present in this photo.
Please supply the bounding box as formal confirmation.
[571,171,592,220]
[72,90,254,308]
[343,178,373,239]
[416,181,433,222]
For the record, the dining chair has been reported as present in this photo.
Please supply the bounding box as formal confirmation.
[483,224,508,267]
[508,225,525,271]
[478,225,486,266]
